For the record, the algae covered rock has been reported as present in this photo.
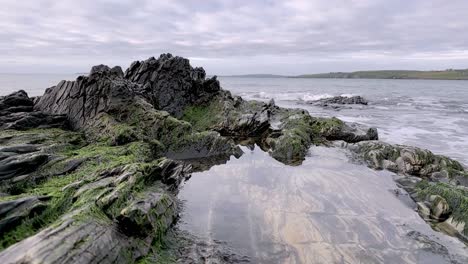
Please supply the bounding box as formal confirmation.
[0,159,189,263]
[0,196,49,234]
[429,195,451,220]
[415,181,468,239]
[345,141,467,182]
[340,139,468,241]
[181,92,378,165]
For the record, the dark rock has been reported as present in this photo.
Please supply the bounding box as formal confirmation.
[0,90,68,130]
[161,229,251,264]
[51,158,87,176]
[0,196,49,233]
[1,111,68,130]
[33,63,241,161]
[0,153,50,181]
[35,70,140,130]
[0,90,33,110]
[0,144,39,155]
[306,95,368,107]
[215,98,274,137]
[124,54,221,117]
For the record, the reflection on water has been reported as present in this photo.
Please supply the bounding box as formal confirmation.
[177,146,468,264]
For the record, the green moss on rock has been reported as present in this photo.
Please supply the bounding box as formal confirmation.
[181,100,223,132]
[416,181,468,234]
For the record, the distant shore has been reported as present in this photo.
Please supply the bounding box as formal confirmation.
[222,69,468,80]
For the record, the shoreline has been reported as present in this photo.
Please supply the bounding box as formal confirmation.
[0,54,467,263]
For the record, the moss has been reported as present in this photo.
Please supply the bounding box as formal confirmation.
[0,138,160,248]
[122,102,192,145]
[416,181,468,234]
[0,188,74,250]
[0,128,85,147]
[310,117,344,137]
[181,100,223,132]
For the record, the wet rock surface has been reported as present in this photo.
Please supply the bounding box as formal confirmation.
[0,196,49,233]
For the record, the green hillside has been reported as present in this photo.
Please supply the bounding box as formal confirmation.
[294,69,468,80]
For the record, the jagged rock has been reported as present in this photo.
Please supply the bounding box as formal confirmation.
[214,97,274,137]
[0,196,49,233]
[0,218,136,264]
[34,59,240,160]
[166,131,242,161]
[117,191,176,236]
[0,91,33,111]
[0,91,67,130]
[35,66,140,130]
[0,153,50,181]
[1,111,68,130]
[124,54,221,117]
[0,160,188,264]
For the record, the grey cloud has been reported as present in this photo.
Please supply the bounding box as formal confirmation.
[1,0,467,74]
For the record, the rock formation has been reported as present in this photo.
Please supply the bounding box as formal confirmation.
[0,90,67,130]
[304,95,369,110]
[340,140,468,240]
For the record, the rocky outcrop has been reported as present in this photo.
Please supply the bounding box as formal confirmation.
[182,93,378,165]
[342,140,468,239]
[304,95,368,109]
[124,54,221,117]
[0,129,85,190]
[34,62,240,160]
[34,65,139,130]
[344,141,466,184]
[0,90,67,130]
[0,159,189,263]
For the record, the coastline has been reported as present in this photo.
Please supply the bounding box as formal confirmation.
[0,54,467,263]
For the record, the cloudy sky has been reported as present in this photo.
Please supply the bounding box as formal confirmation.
[1,0,468,74]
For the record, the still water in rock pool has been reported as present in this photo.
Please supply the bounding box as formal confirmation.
[175,146,468,263]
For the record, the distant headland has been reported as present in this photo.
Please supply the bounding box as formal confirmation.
[224,69,468,80]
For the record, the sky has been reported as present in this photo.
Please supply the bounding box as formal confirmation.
[1,0,468,75]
